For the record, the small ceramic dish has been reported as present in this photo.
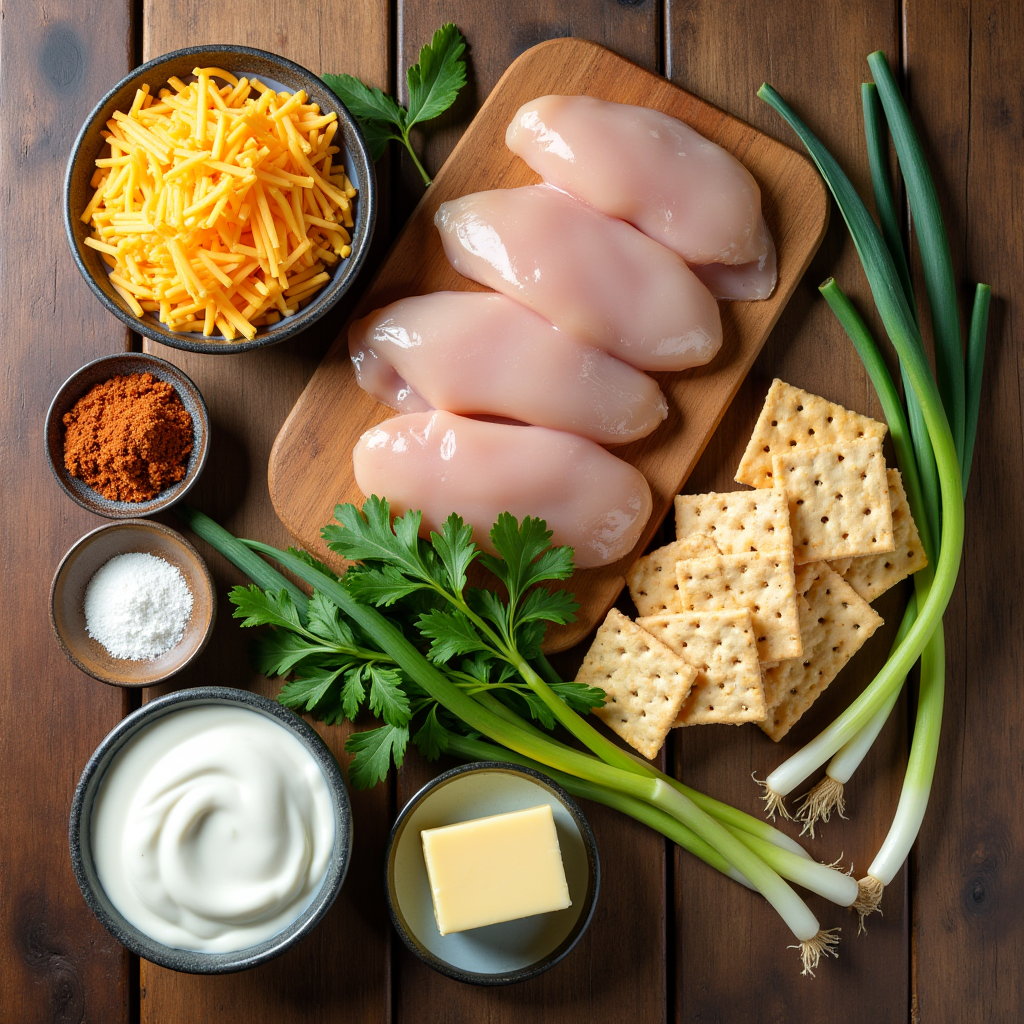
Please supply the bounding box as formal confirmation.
[45,352,210,518]
[386,762,600,985]
[64,44,376,354]
[50,519,215,687]
[69,687,353,974]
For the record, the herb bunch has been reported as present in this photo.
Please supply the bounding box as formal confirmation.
[228,498,604,788]
[324,24,467,186]
[182,499,866,973]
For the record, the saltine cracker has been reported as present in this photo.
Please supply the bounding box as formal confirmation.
[674,550,802,662]
[736,379,888,488]
[772,436,895,564]
[577,609,696,759]
[760,564,883,741]
[638,611,766,726]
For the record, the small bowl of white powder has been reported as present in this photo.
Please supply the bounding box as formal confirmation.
[50,519,216,686]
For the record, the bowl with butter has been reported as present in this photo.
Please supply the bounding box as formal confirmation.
[69,686,352,973]
[385,762,600,985]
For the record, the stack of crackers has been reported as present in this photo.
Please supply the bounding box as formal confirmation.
[575,380,928,760]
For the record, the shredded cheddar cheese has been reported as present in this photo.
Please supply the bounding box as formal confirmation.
[81,68,358,342]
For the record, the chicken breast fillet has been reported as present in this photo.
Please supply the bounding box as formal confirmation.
[435,184,722,372]
[506,94,768,266]
[349,291,668,445]
[690,217,777,300]
[353,410,653,568]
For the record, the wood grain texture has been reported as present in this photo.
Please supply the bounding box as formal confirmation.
[665,1,911,1020]
[2,2,1020,1021]
[389,0,663,205]
[0,3,134,1022]
[394,744,671,1024]
[138,3,392,1023]
[268,37,829,653]
[390,9,669,1023]
[903,3,1024,1022]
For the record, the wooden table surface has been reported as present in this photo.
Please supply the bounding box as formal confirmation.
[1,1,1020,1022]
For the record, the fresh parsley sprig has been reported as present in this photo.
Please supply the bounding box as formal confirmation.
[226,499,603,789]
[323,23,467,186]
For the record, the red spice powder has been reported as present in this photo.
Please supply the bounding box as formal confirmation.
[63,372,194,502]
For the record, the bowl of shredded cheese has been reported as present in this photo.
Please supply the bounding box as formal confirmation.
[64,45,377,353]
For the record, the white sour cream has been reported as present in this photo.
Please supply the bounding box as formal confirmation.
[91,704,335,953]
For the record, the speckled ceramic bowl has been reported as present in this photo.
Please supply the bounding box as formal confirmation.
[69,687,353,974]
[64,45,376,354]
[386,762,600,985]
[45,352,209,518]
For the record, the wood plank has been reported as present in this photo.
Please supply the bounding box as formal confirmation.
[665,2,912,1019]
[390,8,666,1024]
[902,2,1024,1020]
[138,3,391,1022]
[388,0,662,206]
[267,38,828,654]
[0,3,134,1021]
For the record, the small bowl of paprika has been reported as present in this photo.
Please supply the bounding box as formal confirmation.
[45,352,210,519]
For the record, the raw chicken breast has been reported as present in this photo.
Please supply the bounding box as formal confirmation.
[506,95,767,265]
[353,410,652,567]
[690,218,777,300]
[435,185,722,372]
[348,291,668,444]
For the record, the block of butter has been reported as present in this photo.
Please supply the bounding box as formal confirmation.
[420,804,572,936]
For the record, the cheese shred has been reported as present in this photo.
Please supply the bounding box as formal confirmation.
[81,69,358,342]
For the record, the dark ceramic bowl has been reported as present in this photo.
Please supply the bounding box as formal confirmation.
[386,762,600,985]
[50,519,216,687]
[69,687,353,973]
[64,45,376,354]
[45,352,209,517]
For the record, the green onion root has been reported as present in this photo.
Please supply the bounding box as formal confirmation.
[793,928,842,977]
[852,875,886,935]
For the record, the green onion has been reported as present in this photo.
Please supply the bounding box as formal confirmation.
[445,734,754,888]
[232,537,831,955]
[861,83,916,316]
[795,594,917,836]
[963,284,991,494]
[867,625,944,887]
[759,58,990,933]
[175,505,310,617]
[866,52,966,472]
[756,82,965,803]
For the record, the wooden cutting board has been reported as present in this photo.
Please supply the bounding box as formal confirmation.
[268,37,828,652]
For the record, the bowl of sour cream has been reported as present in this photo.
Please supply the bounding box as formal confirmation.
[69,687,351,973]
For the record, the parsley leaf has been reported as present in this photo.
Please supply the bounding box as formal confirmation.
[405,23,468,126]
[252,629,326,677]
[230,585,303,631]
[306,591,355,646]
[412,705,453,760]
[367,664,413,726]
[480,513,575,604]
[550,681,608,715]
[322,23,468,186]
[320,75,406,129]
[417,608,490,664]
[325,497,438,585]
[345,724,409,789]
[343,564,426,607]
[429,513,477,595]
[278,666,345,715]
